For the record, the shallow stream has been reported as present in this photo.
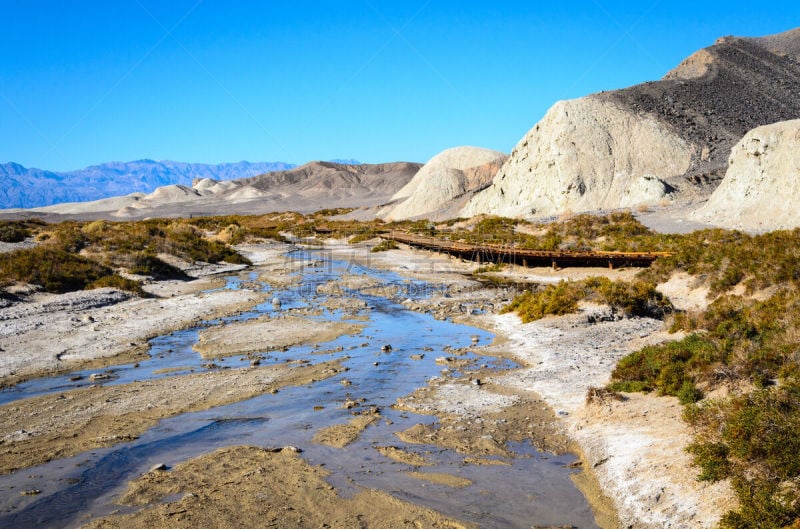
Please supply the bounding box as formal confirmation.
[0,249,600,528]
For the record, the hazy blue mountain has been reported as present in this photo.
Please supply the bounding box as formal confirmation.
[0,160,296,209]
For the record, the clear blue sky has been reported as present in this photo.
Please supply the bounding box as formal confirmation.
[1,1,798,171]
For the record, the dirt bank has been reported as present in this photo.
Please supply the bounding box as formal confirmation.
[486,312,735,528]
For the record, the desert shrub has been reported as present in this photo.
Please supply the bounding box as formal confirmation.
[469,216,519,244]
[612,285,800,527]
[371,239,398,252]
[88,274,144,295]
[474,263,504,273]
[503,277,671,323]
[159,223,250,264]
[608,334,715,399]
[586,386,625,405]
[501,281,584,322]
[0,246,140,294]
[686,441,731,482]
[127,253,189,280]
[640,228,800,295]
[348,230,380,244]
[0,221,30,242]
[685,385,800,528]
[586,276,672,318]
[48,223,88,252]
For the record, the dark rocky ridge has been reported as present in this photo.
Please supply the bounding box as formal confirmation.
[595,28,800,190]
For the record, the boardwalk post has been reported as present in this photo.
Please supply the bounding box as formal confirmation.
[609,260,614,271]
[552,260,557,270]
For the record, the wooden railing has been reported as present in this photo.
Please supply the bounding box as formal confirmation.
[382,231,670,269]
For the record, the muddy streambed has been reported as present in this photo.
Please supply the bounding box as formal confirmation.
[0,249,600,528]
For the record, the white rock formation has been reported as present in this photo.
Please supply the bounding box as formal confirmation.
[383,146,506,221]
[461,97,696,218]
[692,119,800,231]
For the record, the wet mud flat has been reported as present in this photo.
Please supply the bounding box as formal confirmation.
[0,247,602,529]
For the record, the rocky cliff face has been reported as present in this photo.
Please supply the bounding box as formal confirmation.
[462,28,800,219]
[382,147,506,221]
[692,119,800,231]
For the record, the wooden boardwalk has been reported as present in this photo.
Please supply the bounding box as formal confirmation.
[382,231,670,269]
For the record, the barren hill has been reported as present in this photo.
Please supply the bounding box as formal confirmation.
[9,161,420,221]
[242,161,421,198]
[692,119,800,231]
[463,28,800,219]
[381,147,506,221]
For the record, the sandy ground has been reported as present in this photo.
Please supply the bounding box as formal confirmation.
[0,359,344,474]
[193,315,364,358]
[313,410,381,448]
[81,446,473,529]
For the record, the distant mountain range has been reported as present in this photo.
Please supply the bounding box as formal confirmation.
[0,160,301,209]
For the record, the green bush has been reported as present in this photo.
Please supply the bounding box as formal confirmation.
[501,281,584,322]
[685,385,800,528]
[128,253,189,280]
[686,441,731,481]
[0,222,30,242]
[608,334,715,397]
[0,246,140,294]
[371,239,398,252]
[502,277,671,323]
[474,263,504,273]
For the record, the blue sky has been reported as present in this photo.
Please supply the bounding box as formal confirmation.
[1,1,799,171]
